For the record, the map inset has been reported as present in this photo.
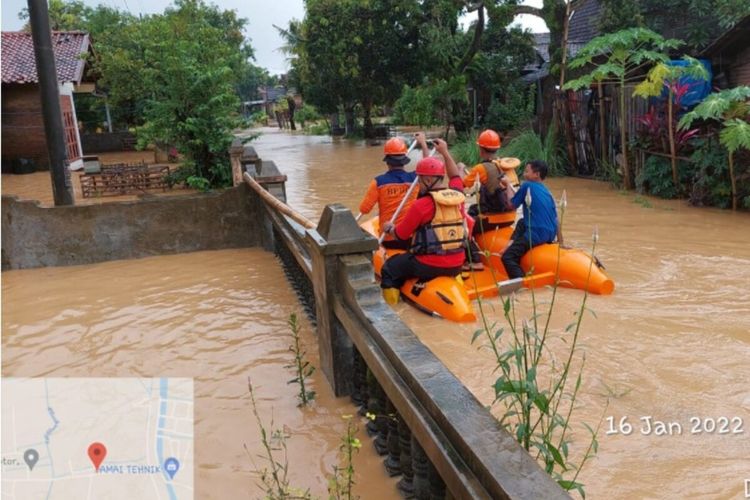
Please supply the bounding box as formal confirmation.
[2,378,193,499]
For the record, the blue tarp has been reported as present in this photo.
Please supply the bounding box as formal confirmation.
[661,59,713,108]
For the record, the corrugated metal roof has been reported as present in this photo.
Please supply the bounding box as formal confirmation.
[1,31,90,84]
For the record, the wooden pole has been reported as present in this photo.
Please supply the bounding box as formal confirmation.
[598,82,607,163]
[243,172,316,229]
[27,0,74,205]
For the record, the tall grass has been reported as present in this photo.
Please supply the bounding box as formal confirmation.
[286,312,316,406]
[450,130,481,166]
[499,126,567,176]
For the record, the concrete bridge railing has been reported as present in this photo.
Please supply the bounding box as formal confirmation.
[241,152,569,500]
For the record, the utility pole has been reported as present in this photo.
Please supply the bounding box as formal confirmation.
[27,0,75,205]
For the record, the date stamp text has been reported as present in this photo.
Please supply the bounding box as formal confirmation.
[605,416,744,436]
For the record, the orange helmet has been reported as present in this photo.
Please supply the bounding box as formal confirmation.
[476,129,501,150]
[415,157,445,177]
[383,137,408,155]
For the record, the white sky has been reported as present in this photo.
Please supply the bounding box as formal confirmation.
[2,0,547,76]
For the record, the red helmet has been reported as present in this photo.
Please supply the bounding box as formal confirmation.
[383,137,408,155]
[476,129,501,150]
[415,157,445,177]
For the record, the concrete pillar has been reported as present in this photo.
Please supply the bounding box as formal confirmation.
[305,204,378,396]
[397,417,415,497]
[229,138,244,186]
[248,160,288,252]
[384,399,402,476]
[240,145,261,177]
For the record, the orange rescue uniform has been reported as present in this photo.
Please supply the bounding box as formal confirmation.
[359,169,418,241]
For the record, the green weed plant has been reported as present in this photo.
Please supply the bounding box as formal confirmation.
[247,377,364,500]
[286,312,316,406]
[468,191,604,497]
[246,377,312,499]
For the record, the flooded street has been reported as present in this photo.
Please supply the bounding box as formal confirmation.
[2,250,394,498]
[3,127,750,498]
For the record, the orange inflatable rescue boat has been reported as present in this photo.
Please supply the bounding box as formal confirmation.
[473,213,615,295]
[360,219,555,322]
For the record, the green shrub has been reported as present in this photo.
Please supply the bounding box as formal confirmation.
[449,131,481,166]
[689,139,733,208]
[305,121,330,135]
[295,104,320,128]
[249,110,269,125]
[392,85,439,127]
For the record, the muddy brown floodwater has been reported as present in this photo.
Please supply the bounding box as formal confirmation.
[3,127,750,499]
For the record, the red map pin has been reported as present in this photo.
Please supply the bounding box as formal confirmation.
[87,442,107,472]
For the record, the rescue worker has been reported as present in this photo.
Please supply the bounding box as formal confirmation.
[458,129,520,270]
[359,134,430,249]
[379,139,472,304]
[461,129,520,232]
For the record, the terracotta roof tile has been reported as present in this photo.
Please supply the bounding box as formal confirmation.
[2,31,90,84]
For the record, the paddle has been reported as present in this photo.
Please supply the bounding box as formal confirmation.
[377,146,438,244]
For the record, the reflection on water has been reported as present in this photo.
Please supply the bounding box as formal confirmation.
[3,127,750,498]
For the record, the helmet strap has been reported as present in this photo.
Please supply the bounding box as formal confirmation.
[426,177,441,191]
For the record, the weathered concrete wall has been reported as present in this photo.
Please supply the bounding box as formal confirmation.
[2,184,259,270]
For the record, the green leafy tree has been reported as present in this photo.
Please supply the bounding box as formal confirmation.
[18,0,89,30]
[236,64,272,102]
[414,1,484,133]
[392,84,440,127]
[280,0,422,137]
[634,57,709,189]
[679,86,750,210]
[564,28,682,189]
[128,0,244,187]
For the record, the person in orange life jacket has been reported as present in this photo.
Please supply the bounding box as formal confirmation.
[379,139,473,304]
[460,129,520,229]
[456,129,515,269]
[499,160,564,280]
[358,134,430,249]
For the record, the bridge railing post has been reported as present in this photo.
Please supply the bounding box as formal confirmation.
[247,160,288,252]
[305,204,378,396]
[229,139,244,186]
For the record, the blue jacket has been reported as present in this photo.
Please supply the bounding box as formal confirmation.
[512,181,558,246]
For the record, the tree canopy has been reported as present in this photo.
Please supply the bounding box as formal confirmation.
[280,0,424,136]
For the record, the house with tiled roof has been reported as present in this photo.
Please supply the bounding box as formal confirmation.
[2,31,95,172]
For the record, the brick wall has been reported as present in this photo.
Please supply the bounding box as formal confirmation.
[1,84,84,170]
[1,84,49,169]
